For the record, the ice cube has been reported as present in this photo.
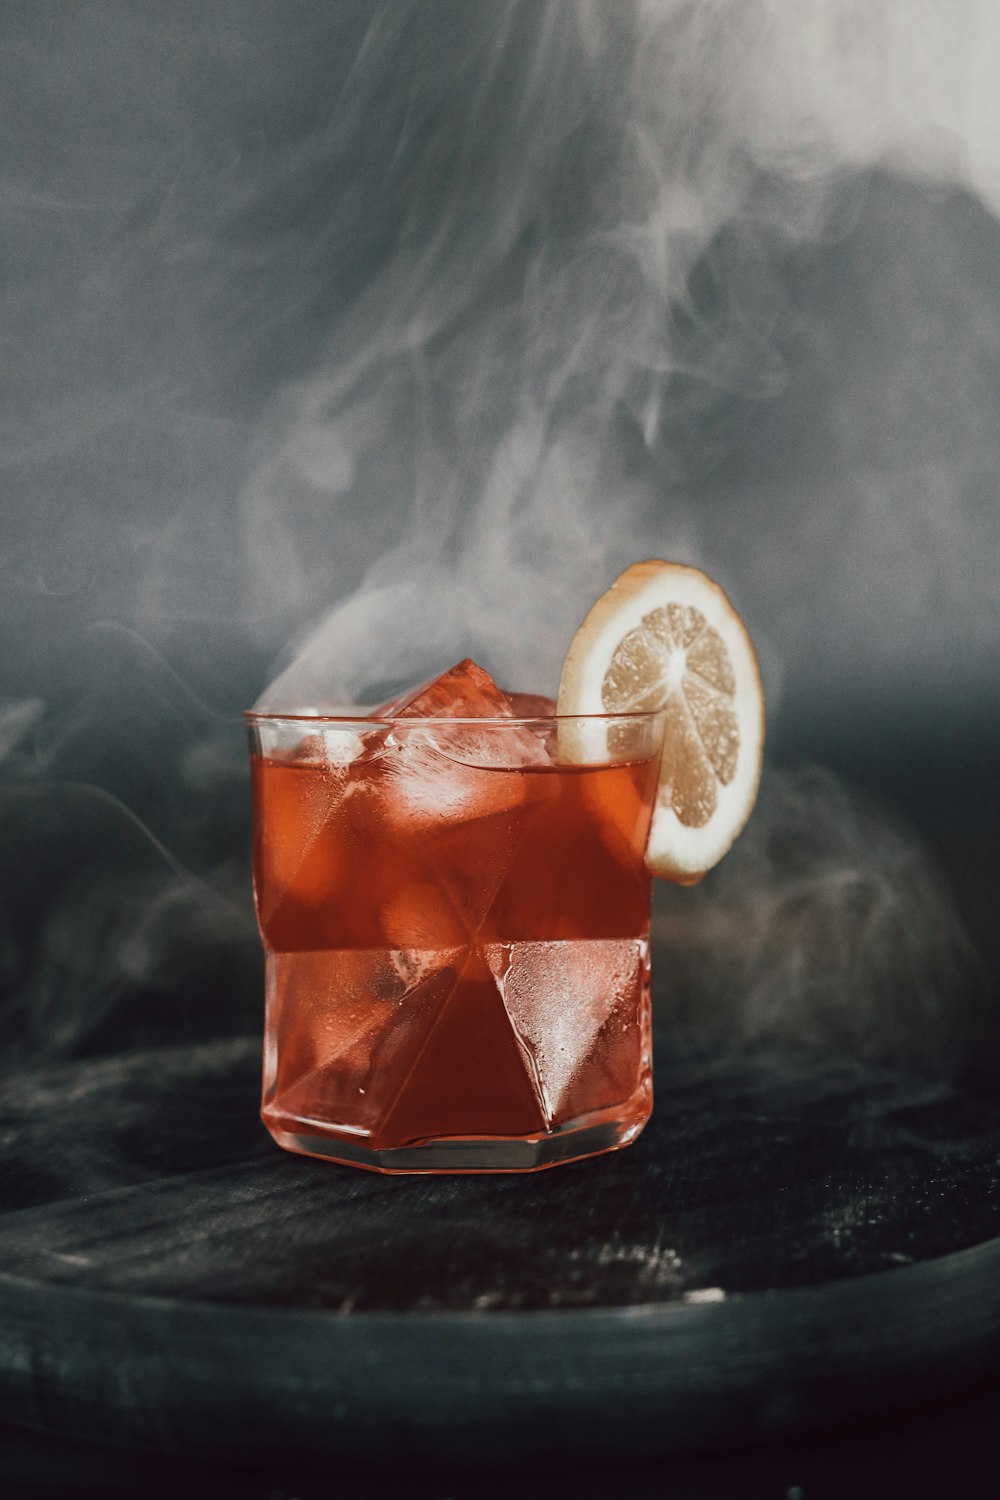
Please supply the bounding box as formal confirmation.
[377,730,528,825]
[375,739,539,945]
[369,665,552,952]
[501,692,557,717]
[292,726,374,767]
[378,658,512,719]
[375,660,549,769]
[500,691,559,762]
[486,938,646,1120]
[319,727,365,765]
[428,722,550,771]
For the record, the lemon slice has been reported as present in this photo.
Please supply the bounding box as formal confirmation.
[558,559,765,883]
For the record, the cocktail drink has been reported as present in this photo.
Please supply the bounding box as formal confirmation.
[248,661,666,1171]
[247,559,765,1172]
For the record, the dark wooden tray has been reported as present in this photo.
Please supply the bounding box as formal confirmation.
[2,1032,1000,1463]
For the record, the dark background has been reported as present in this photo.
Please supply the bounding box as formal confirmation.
[3,2,1000,1493]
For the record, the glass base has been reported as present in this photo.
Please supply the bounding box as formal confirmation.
[261,1089,651,1174]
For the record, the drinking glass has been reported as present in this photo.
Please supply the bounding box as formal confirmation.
[246,708,666,1172]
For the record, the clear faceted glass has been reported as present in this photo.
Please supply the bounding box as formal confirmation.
[246,707,666,1172]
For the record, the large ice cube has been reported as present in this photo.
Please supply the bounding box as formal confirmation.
[376,732,528,826]
[428,721,550,771]
[370,663,553,957]
[378,659,549,772]
[291,723,392,768]
[500,691,559,762]
[378,658,510,719]
[372,660,550,827]
[501,691,557,717]
[290,728,361,765]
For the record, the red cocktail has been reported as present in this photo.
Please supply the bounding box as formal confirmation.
[247,660,665,1171]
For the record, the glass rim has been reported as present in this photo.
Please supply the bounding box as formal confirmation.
[243,706,668,727]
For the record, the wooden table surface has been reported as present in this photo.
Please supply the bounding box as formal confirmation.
[2,1018,999,1463]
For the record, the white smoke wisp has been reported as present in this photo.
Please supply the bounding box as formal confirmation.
[247,0,1000,707]
[653,767,984,1074]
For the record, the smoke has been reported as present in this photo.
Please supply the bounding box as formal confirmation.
[246,0,1000,705]
[653,767,984,1073]
[3,2,1000,1072]
[0,625,259,1074]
